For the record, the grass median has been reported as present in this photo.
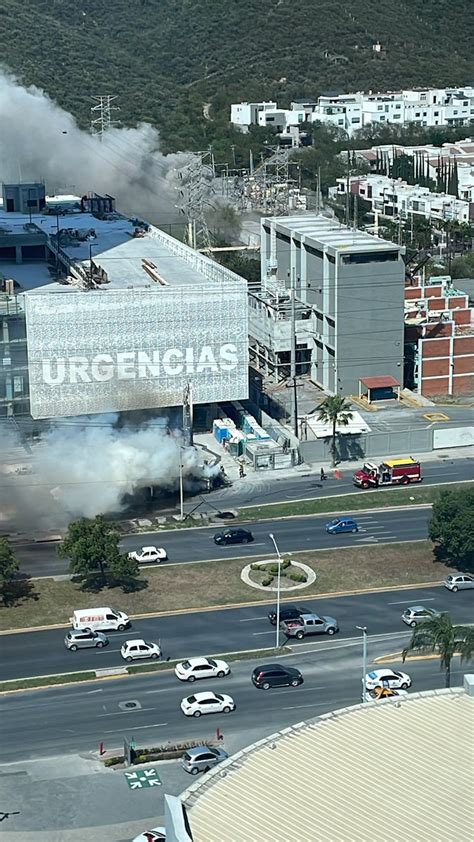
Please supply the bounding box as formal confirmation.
[236,481,474,522]
[0,540,451,632]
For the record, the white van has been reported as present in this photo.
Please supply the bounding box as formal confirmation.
[70,607,130,632]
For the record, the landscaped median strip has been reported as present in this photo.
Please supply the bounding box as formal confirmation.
[0,647,292,694]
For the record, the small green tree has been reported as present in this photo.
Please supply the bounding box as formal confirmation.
[58,515,139,585]
[403,613,474,688]
[0,537,19,584]
[317,396,353,466]
[429,487,474,571]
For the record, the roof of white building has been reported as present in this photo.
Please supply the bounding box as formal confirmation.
[265,214,402,254]
[184,688,474,842]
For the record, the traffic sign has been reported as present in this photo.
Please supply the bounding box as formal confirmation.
[124,769,162,790]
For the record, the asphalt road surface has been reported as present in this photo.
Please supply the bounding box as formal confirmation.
[15,506,432,578]
[0,642,469,763]
[199,455,472,511]
[1,583,472,682]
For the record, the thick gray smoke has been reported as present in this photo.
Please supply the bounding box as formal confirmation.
[0,417,220,530]
[0,70,189,224]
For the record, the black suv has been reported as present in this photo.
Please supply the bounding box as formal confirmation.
[252,663,304,690]
[268,604,311,625]
[213,528,253,546]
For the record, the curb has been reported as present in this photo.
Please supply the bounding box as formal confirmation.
[0,575,444,636]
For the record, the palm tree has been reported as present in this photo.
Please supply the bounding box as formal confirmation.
[402,613,474,688]
[317,396,353,466]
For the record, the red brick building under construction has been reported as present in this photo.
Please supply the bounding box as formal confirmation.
[404,276,474,397]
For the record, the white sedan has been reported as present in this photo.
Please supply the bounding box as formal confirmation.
[365,668,412,691]
[121,639,161,662]
[128,546,167,564]
[175,657,231,682]
[181,691,236,717]
[365,686,408,702]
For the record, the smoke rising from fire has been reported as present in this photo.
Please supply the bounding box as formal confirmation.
[0,69,188,223]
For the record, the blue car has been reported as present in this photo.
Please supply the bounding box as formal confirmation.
[326,517,359,534]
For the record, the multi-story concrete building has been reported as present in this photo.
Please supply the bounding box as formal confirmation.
[334,174,473,224]
[231,86,474,138]
[251,215,405,396]
[405,276,474,396]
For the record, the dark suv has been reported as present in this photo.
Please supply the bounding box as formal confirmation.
[252,663,304,690]
[267,604,311,625]
[213,528,253,546]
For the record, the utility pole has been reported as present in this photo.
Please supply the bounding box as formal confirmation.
[290,268,298,439]
[353,191,358,230]
[90,95,120,139]
[345,150,351,226]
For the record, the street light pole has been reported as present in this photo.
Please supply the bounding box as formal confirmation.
[356,625,368,702]
[178,451,184,521]
[269,532,282,650]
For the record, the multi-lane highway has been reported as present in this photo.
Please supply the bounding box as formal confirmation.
[200,455,472,510]
[0,642,469,763]
[15,506,431,578]
[1,583,471,682]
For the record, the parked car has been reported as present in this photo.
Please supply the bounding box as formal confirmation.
[181,745,229,775]
[132,829,165,842]
[325,517,359,534]
[175,657,230,682]
[120,639,161,662]
[213,528,253,546]
[251,664,303,690]
[267,604,311,625]
[365,686,408,702]
[444,573,474,592]
[401,605,441,627]
[64,630,109,651]
[181,691,236,717]
[128,546,167,564]
[365,669,411,690]
[280,613,338,639]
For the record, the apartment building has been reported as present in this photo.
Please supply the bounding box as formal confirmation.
[231,86,474,138]
[335,174,472,224]
[251,215,405,396]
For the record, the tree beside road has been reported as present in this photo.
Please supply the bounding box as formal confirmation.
[403,612,474,688]
[0,538,20,605]
[58,516,140,590]
[317,396,353,466]
[429,487,474,571]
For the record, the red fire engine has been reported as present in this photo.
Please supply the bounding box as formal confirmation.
[353,457,422,489]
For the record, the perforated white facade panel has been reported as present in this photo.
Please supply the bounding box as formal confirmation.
[24,285,248,419]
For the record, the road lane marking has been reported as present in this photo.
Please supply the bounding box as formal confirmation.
[104,723,168,733]
[239,616,268,622]
[87,689,103,694]
[97,707,156,717]
[387,598,436,605]
[277,685,328,693]
[252,631,275,636]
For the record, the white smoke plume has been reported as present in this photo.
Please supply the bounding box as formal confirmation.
[0,69,189,224]
[0,416,221,530]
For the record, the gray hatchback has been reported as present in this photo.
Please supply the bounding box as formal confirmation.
[181,745,228,775]
[64,630,109,650]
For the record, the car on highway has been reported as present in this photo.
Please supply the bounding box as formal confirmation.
[267,604,312,625]
[325,517,359,534]
[175,657,231,682]
[120,639,161,662]
[365,669,412,690]
[401,605,441,627]
[280,613,338,639]
[365,686,408,702]
[128,546,167,564]
[181,691,236,717]
[444,573,474,592]
[64,630,109,651]
[213,528,253,546]
[181,745,229,775]
[251,663,304,690]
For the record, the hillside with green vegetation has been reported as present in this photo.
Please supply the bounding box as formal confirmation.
[1,0,472,155]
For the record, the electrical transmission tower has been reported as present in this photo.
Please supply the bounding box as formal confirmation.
[176,151,216,252]
[90,95,120,138]
[243,146,301,214]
